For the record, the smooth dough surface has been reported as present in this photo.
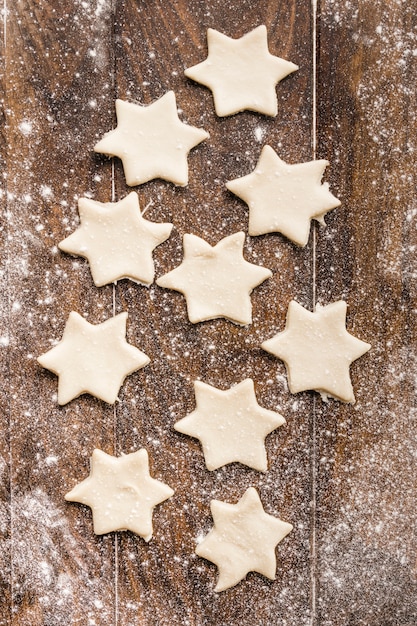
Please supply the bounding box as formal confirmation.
[65,448,174,539]
[195,487,293,591]
[226,145,341,246]
[185,25,298,117]
[37,311,149,405]
[262,300,371,403]
[156,231,272,325]
[175,379,285,471]
[94,91,208,186]
[59,192,173,286]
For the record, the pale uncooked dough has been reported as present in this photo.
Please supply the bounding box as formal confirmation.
[156,231,272,325]
[261,300,371,403]
[195,487,293,592]
[37,312,149,405]
[59,192,173,287]
[94,91,209,186]
[185,25,298,117]
[226,145,341,246]
[175,379,285,471]
[65,448,174,539]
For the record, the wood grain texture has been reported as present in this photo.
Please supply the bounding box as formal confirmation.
[316,1,417,624]
[111,2,314,624]
[0,1,415,625]
[4,1,117,624]
[0,6,11,624]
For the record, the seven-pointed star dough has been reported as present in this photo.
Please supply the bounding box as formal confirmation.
[175,379,285,471]
[65,448,174,539]
[196,487,293,592]
[94,91,209,186]
[226,145,341,246]
[156,231,272,325]
[262,300,371,403]
[185,25,298,117]
[58,192,173,287]
[37,312,150,405]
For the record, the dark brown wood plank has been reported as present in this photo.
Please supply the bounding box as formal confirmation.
[111,1,315,624]
[316,1,417,624]
[0,5,11,624]
[5,1,117,623]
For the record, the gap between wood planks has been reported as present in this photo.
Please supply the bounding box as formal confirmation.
[311,0,318,624]
[110,1,119,623]
[3,1,13,624]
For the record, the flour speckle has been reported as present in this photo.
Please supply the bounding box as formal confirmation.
[18,121,33,136]
[40,186,53,199]
[254,126,266,142]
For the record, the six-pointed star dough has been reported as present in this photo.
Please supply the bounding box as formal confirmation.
[156,231,272,325]
[175,379,285,471]
[59,192,173,287]
[65,448,174,539]
[37,312,150,405]
[94,91,209,186]
[226,145,341,246]
[262,300,371,403]
[196,487,293,592]
[184,25,298,117]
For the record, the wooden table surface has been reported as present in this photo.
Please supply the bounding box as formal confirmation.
[1,1,416,624]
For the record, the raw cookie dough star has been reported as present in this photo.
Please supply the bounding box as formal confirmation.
[262,300,371,403]
[94,91,209,186]
[175,379,286,471]
[65,448,174,539]
[196,487,293,592]
[156,231,272,325]
[59,192,173,287]
[226,145,341,246]
[37,312,150,405]
[184,25,298,117]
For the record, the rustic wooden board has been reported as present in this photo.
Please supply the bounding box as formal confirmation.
[0,4,10,621]
[0,1,415,625]
[315,1,417,624]
[3,1,117,624]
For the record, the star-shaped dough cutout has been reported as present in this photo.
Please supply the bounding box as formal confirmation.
[184,25,298,117]
[37,312,150,405]
[226,145,341,246]
[196,487,292,592]
[175,379,285,471]
[94,91,209,186]
[261,300,371,403]
[59,192,173,287]
[65,448,174,539]
[156,231,272,325]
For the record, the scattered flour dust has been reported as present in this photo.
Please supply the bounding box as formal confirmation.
[18,121,33,136]
[324,0,416,153]
[2,489,114,624]
[316,4,417,622]
[2,1,415,624]
[75,0,111,18]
